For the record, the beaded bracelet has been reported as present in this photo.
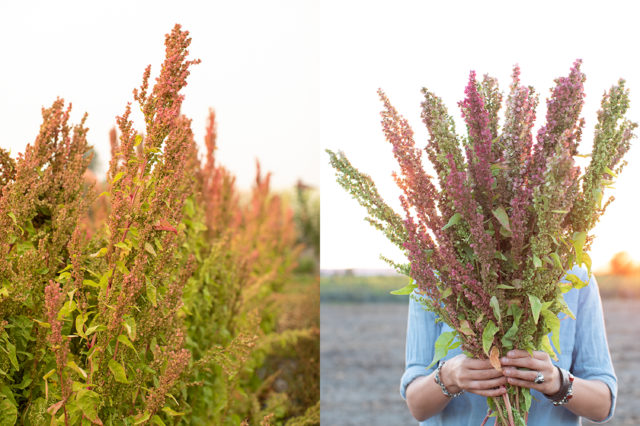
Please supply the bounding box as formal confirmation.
[434,360,465,398]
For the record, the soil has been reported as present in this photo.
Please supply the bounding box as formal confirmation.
[320,299,640,425]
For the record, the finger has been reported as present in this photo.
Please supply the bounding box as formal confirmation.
[467,376,508,390]
[463,358,494,370]
[503,367,539,382]
[505,376,542,390]
[466,368,505,380]
[470,386,507,397]
[532,351,551,361]
[505,349,531,359]
[500,356,544,370]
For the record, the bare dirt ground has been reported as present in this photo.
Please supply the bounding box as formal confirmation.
[320,299,640,425]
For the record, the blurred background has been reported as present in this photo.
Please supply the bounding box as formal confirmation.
[320,1,640,425]
[0,0,319,191]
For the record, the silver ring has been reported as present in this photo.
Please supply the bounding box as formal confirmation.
[534,371,545,384]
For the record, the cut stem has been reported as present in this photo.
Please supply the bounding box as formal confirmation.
[481,409,493,426]
[502,392,515,426]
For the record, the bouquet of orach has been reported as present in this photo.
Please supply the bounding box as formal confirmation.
[327,60,636,425]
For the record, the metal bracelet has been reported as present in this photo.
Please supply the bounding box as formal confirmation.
[434,360,465,398]
[545,366,574,406]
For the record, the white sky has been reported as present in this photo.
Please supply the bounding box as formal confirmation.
[0,0,319,190]
[320,0,640,272]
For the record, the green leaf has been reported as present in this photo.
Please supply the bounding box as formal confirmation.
[440,287,453,298]
[494,251,508,261]
[98,191,110,198]
[482,320,499,356]
[572,231,587,261]
[508,303,523,324]
[111,171,125,185]
[58,300,77,319]
[557,297,576,320]
[581,252,592,275]
[117,335,138,356]
[161,406,185,416]
[116,261,130,275]
[501,322,519,350]
[522,388,532,412]
[593,186,603,208]
[82,280,100,288]
[108,359,128,384]
[6,342,18,371]
[85,324,105,336]
[146,278,157,307]
[532,254,542,269]
[541,310,561,354]
[427,331,456,369]
[490,296,501,323]
[540,334,559,361]
[7,212,17,226]
[565,273,588,290]
[144,242,157,257]
[604,166,618,177]
[496,284,515,289]
[89,247,107,258]
[132,411,151,424]
[528,294,542,324]
[459,320,475,336]
[551,210,568,214]
[115,242,130,253]
[124,317,136,342]
[66,360,88,379]
[75,389,102,425]
[76,314,87,339]
[0,398,17,426]
[151,415,167,426]
[390,281,417,295]
[550,252,562,269]
[492,206,511,232]
[442,213,462,230]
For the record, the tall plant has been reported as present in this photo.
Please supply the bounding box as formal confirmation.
[327,60,636,424]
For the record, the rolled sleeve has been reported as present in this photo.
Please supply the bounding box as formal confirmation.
[400,293,441,400]
[572,268,618,423]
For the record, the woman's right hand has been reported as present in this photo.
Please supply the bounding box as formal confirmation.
[439,354,507,397]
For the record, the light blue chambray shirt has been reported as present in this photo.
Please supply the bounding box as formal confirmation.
[400,265,617,425]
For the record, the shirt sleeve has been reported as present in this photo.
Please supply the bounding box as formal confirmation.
[400,293,441,400]
[571,268,618,423]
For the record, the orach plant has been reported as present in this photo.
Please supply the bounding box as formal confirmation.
[0,24,317,425]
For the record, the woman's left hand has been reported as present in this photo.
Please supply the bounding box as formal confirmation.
[500,350,561,395]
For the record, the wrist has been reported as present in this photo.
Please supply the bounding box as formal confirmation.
[438,359,462,394]
[544,365,562,395]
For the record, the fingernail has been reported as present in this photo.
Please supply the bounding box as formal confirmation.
[501,357,508,363]
[507,351,514,357]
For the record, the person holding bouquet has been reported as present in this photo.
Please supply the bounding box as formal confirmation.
[401,265,616,424]
[328,60,633,425]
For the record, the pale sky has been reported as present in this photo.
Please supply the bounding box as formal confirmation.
[0,0,319,190]
[320,0,640,272]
